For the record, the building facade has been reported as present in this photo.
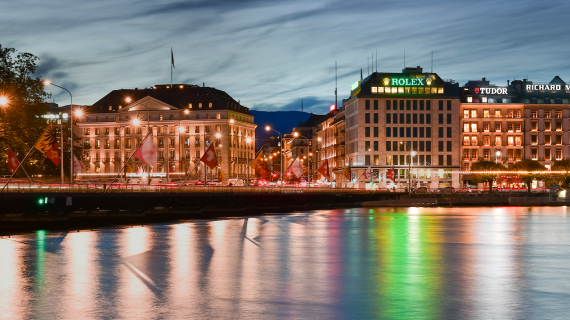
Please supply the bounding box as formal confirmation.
[314,108,346,186]
[343,66,461,189]
[75,84,256,182]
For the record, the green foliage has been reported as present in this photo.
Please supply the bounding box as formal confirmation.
[0,44,52,176]
[470,160,506,192]
[551,158,570,187]
[509,159,546,192]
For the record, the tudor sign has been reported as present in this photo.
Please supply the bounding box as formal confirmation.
[475,87,507,94]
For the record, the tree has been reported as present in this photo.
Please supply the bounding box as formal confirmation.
[509,159,546,193]
[0,44,51,176]
[470,160,506,193]
[551,158,570,187]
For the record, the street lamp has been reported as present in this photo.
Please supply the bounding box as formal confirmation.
[246,136,252,186]
[496,150,501,162]
[0,96,7,122]
[292,132,312,185]
[265,126,283,186]
[409,150,417,196]
[44,80,75,184]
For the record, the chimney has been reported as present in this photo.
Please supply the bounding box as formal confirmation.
[482,77,486,81]
[507,80,510,85]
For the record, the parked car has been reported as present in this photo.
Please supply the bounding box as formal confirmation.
[441,187,455,194]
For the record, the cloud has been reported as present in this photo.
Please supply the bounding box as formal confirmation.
[3,0,570,112]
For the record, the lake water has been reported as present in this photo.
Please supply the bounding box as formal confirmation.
[1,207,569,319]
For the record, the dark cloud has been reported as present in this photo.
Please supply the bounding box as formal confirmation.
[4,0,570,111]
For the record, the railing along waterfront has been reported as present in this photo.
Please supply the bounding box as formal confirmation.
[0,183,382,194]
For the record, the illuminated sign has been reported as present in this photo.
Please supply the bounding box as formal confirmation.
[475,88,507,94]
[351,81,360,91]
[387,78,426,86]
[526,84,570,91]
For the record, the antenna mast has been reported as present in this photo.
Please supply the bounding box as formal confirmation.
[376,49,377,72]
[335,61,338,110]
[431,50,433,73]
[404,50,406,69]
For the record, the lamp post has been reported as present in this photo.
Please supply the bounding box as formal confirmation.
[44,81,74,184]
[265,126,283,186]
[0,96,7,122]
[409,150,417,197]
[245,137,252,186]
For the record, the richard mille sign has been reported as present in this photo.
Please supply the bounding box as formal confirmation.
[526,84,570,92]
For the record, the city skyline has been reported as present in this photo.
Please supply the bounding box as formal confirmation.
[3,0,570,113]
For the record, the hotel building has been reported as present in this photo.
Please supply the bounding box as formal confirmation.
[74,84,256,182]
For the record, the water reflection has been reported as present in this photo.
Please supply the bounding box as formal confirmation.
[0,207,569,319]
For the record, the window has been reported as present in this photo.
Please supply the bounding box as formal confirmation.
[199,103,202,108]
[426,114,431,124]
[126,139,131,148]
[386,141,391,151]
[419,114,424,124]
[556,121,562,131]
[531,111,537,118]
[556,111,563,118]
[438,127,444,138]
[515,136,522,146]
[556,135,562,145]
[84,128,90,135]
[482,97,488,103]
[483,122,489,132]
[483,110,489,118]
[365,100,370,110]
[439,155,444,165]
[365,113,370,123]
[426,141,432,152]
[507,110,513,118]
[413,100,417,110]
[426,100,431,110]
[406,127,411,137]
[420,141,425,151]
[374,113,378,123]
[483,136,490,146]
[545,135,551,145]
[386,100,391,110]
[470,136,477,146]
[447,154,452,165]
[471,149,477,160]
[426,128,431,138]
[483,149,490,160]
[495,136,502,146]
[447,100,452,110]
[365,127,370,137]
[447,114,452,124]
[514,110,521,118]
[545,111,551,118]
[467,97,473,103]
[515,123,521,132]
[463,149,470,160]
[159,114,164,121]
[413,127,418,137]
[95,128,100,135]
[406,100,411,110]
[556,149,563,160]
[439,114,443,124]
[374,127,379,137]
[545,122,552,131]
[419,127,424,138]
[406,114,411,124]
[471,110,476,118]
[531,135,538,145]
[463,136,470,146]
[495,123,501,132]
[508,136,514,146]
[463,110,469,118]
[447,127,452,138]
[464,123,469,132]
[471,123,477,132]
[374,100,378,110]
[365,141,371,151]
[438,141,444,152]
[507,123,513,132]
[413,114,417,124]
[495,110,501,118]
[439,100,443,110]
[374,141,379,151]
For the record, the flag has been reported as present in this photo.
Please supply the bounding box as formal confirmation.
[6,148,20,174]
[171,47,175,69]
[134,135,157,167]
[34,123,60,166]
[218,168,226,180]
[169,165,175,173]
[125,161,134,173]
[200,144,218,169]
[386,167,395,182]
[137,166,143,174]
[73,154,85,174]
[363,164,373,180]
[250,150,268,179]
[317,159,330,180]
[287,158,303,179]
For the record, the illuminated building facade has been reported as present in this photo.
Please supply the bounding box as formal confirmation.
[74,84,256,182]
[343,66,461,189]
[314,108,346,185]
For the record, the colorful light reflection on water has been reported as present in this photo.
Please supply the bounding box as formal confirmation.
[0,207,569,319]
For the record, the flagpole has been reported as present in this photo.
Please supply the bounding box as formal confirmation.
[175,162,199,193]
[106,131,152,193]
[230,147,263,191]
[1,146,35,192]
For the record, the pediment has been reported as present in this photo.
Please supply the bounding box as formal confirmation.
[122,96,178,112]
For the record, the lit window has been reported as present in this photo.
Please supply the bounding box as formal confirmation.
[508,136,514,146]
[209,103,213,108]
[495,136,502,146]
[385,87,391,93]
[515,110,521,118]
[404,87,410,93]
[483,122,489,132]
[371,87,377,93]
[483,136,490,146]
[418,87,424,94]
[482,97,488,103]
[438,87,444,93]
[463,136,470,145]
[411,87,417,94]
[431,87,438,94]
[471,136,477,145]
[398,87,404,94]
[467,96,473,103]
[463,123,469,132]
[471,110,477,118]
[216,113,221,119]
[556,111,562,118]
[483,109,489,118]
[556,149,563,160]
[484,149,490,160]
[189,103,192,109]
[495,110,501,117]
[159,115,163,121]
[531,111,537,118]
[471,123,477,132]
[545,111,551,118]
[531,149,538,160]
[463,110,469,118]
[545,135,551,145]
[377,87,384,93]
[199,103,202,108]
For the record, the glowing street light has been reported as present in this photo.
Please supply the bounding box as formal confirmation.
[132,118,141,126]
[179,126,186,133]
[0,96,8,106]
[75,109,83,118]
[215,132,222,139]
[125,97,132,103]
[265,125,283,185]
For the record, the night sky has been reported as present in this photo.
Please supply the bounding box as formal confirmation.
[3,0,570,113]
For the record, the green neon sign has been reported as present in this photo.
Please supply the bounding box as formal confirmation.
[351,81,360,91]
[390,78,425,86]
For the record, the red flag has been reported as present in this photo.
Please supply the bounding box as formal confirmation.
[6,148,20,173]
[317,159,330,180]
[169,165,175,173]
[200,144,218,169]
[45,140,61,166]
[386,167,395,182]
[287,158,303,179]
[134,135,157,166]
